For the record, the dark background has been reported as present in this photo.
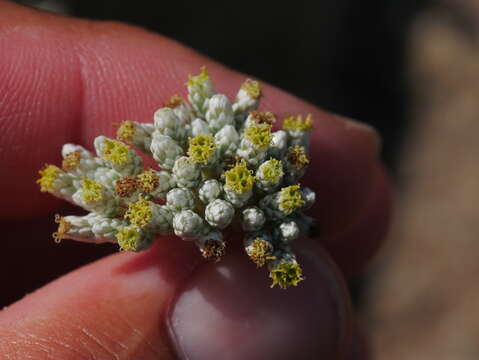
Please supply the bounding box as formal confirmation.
[3,0,430,307]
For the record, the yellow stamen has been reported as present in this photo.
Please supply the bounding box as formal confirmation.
[244,123,272,148]
[223,160,255,194]
[137,170,160,193]
[37,164,62,192]
[270,261,304,289]
[241,79,262,99]
[287,145,309,169]
[188,135,217,165]
[278,184,305,215]
[102,138,130,165]
[116,120,136,142]
[116,226,142,251]
[82,178,103,202]
[52,214,72,243]
[186,66,209,87]
[282,114,313,132]
[260,159,283,183]
[125,198,153,228]
[165,95,185,108]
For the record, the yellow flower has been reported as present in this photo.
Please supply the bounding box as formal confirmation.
[278,185,305,215]
[116,120,136,142]
[244,123,272,148]
[102,138,130,165]
[37,164,62,192]
[187,66,209,87]
[270,260,304,289]
[282,114,313,132]
[223,160,255,194]
[125,198,153,228]
[188,135,217,165]
[241,79,262,99]
[116,226,141,251]
[136,170,159,193]
[82,178,103,202]
[164,95,185,109]
[260,159,283,183]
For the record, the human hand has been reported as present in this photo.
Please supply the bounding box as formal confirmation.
[0,2,391,359]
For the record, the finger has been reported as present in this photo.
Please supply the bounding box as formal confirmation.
[322,165,392,278]
[0,236,353,360]
[0,2,388,276]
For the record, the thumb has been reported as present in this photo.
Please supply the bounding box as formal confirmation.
[0,237,354,359]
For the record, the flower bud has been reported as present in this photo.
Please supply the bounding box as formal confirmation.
[205,199,235,229]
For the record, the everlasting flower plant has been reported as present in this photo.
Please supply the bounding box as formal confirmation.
[37,68,317,289]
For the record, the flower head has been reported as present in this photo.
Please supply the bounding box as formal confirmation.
[37,164,62,192]
[241,79,262,99]
[136,170,159,193]
[287,145,309,169]
[278,185,305,215]
[115,177,138,198]
[259,158,283,183]
[53,214,72,243]
[125,198,152,228]
[116,226,142,251]
[116,120,136,142]
[187,66,209,87]
[62,150,81,172]
[223,160,255,194]
[282,114,313,132]
[82,178,103,203]
[246,237,275,267]
[164,95,185,108]
[244,123,272,148]
[249,110,275,125]
[102,138,130,165]
[201,239,226,262]
[269,260,304,289]
[188,135,217,165]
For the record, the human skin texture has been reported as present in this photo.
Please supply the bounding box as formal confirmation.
[0,1,391,359]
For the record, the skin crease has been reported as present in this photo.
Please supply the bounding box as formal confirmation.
[0,1,392,359]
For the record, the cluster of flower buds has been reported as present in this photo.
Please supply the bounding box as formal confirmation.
[38,67,317,289]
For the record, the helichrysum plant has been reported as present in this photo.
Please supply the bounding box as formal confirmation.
[38,67,317,289]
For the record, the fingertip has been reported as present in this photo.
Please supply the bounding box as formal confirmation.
[167,238,354,360]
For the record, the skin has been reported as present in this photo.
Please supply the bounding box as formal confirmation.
[0,1,391,359]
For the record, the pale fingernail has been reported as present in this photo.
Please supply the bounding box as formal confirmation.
[167,240,351,360]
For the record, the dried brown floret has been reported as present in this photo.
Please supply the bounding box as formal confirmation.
[200,240,226,262]
[62,150,81,172]
[250,110,276,125]
[115,177,138,198]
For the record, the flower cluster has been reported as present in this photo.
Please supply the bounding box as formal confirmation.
[38,67,317,289]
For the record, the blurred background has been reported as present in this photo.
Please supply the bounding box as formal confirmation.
[9,0,479,358]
